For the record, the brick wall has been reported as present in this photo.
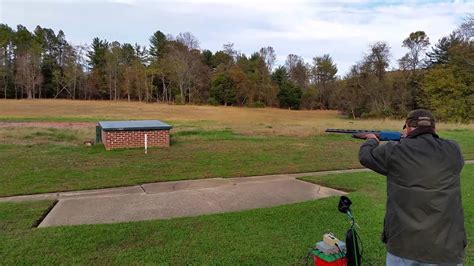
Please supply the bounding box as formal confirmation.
[101,129,170,150]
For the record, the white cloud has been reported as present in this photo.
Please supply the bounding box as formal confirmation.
[1,0,472,74]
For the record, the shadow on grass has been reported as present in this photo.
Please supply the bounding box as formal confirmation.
[31,200,58,228]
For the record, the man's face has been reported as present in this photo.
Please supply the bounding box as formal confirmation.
[403,123,413,135]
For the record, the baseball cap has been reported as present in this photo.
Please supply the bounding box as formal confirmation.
[404,109,435,129]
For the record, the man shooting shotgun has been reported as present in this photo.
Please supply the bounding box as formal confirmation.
[356,109,466,265]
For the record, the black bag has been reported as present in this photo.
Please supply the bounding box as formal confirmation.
[345,227,361,266]
[338,196,362,266]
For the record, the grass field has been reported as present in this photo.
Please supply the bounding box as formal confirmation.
[2,99,474,136]
[0,100,473,197]
[1,165,472,265]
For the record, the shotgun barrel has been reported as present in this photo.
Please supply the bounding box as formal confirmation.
[325,129,381,134]
[325,129,402,141]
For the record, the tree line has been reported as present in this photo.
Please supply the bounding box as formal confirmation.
[0,15,472,122]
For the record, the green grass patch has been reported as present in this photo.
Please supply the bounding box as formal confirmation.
[439,129,474,159]
[0,129,472,197]
[0,131,363,196]
[1,165,472,264]
[173,129,241,140]
[24,128,78,142]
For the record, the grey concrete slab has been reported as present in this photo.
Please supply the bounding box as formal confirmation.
[59,186,144,199]
[0,169,356,203]
[228,174,293,184]
[290,168,371,178]
[38,178,345,227]
[142,178,232,194]
[15,161,474,227]
[141,174,294,194]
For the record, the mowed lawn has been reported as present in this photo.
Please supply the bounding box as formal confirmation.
[0,128,361,196]
[1,165,473,265]
[0,126,473,197]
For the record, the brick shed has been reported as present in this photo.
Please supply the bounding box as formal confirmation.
[97,120,172,150]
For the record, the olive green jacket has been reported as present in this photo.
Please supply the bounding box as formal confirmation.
[359,131,466,264]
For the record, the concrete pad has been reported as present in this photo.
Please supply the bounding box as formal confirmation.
[228,174,293,184]
[38,178,345,227]
[0,169,359,203]
[6,161,474,203]
[289,168,371,178]
[142,178,231,194]
[59,186,144,199]
[6,161,474,227]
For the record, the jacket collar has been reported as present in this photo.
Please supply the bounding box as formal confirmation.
[407,127,439,139]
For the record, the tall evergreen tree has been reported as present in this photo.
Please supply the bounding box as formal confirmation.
[0,24,14,99]
[87,37,109,98]
[312,54,337,109]
[149,30,166,59]
[426,32,463,66]
[210,71,236,106]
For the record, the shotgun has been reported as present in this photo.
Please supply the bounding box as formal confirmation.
[325,129,402,141]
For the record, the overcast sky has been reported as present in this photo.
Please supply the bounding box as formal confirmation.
[1,0,472,75]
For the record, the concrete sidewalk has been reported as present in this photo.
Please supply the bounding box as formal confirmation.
[38,175,347,227]
[1,168,369,203]
[1,168,371,228]
[3,161,471,227]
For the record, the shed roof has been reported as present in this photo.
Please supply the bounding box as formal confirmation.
[98,120,172,131]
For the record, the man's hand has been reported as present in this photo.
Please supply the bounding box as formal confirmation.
[364,133,379,142]
[353,133,380,142]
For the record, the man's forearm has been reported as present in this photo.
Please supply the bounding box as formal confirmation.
[359,139,388,175]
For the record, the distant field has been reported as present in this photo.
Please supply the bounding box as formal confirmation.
[2,99,473,136]
[1,165,472,265]
[0,100,473,196]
